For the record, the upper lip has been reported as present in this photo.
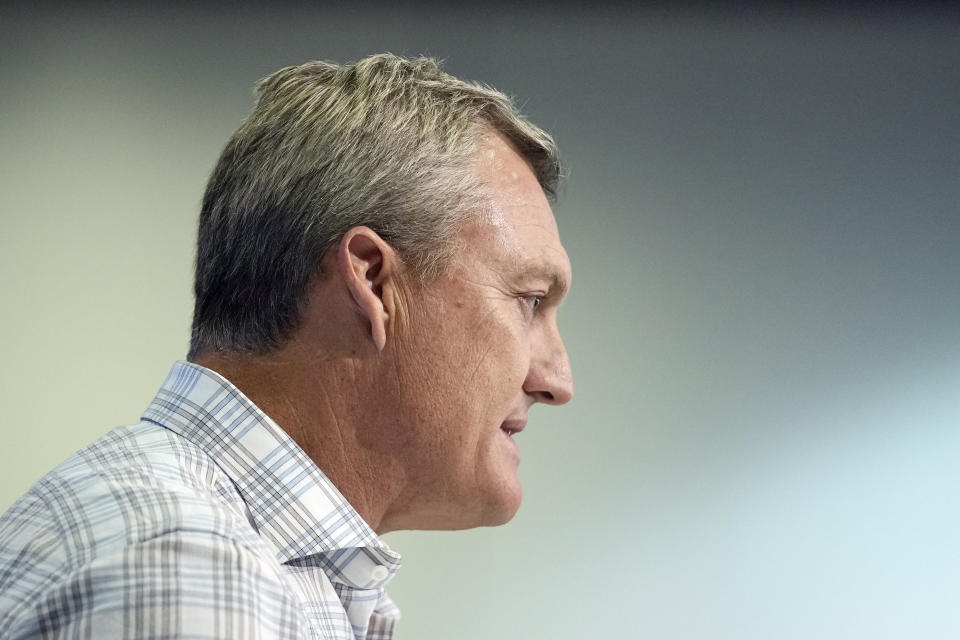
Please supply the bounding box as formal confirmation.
[500,417,527,434]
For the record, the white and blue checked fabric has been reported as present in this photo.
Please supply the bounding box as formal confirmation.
[0,361,401,639]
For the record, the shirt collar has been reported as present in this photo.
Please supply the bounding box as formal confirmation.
[141,361,401,588]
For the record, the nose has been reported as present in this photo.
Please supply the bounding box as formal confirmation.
[524,328,574,406]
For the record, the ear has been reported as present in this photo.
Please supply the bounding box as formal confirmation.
[336,226,399,352]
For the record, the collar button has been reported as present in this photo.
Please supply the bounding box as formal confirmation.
[370,565,389,582]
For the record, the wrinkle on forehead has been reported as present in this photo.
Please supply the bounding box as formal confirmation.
[456,130,571,292]
[475,131,549,217]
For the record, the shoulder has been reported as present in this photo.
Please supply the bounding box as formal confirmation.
[2,528,307,639]
[2,420,256,540]
[0,421,283,636]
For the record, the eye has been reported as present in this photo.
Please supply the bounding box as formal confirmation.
[520,294,543,315]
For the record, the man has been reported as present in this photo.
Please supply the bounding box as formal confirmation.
[0,54,572,639]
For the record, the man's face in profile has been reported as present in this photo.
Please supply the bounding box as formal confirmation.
[384,132,573,531]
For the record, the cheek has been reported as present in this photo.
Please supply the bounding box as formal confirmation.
[463,317,530,399]
[399,300,529,425]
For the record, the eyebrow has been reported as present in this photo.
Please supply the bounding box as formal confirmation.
[513,259,571,299]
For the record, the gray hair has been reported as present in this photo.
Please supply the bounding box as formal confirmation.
[188,53,561,358]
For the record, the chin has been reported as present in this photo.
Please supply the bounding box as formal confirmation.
[481,504,521,528]
[477,479,523,527]
[390,479,522,532]
[432,480,522,531]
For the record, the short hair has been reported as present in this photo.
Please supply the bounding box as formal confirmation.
[188,53,561,358]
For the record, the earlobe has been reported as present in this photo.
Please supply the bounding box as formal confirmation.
[336,227,394,352]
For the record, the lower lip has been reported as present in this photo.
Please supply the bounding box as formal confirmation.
[500,428,520,459]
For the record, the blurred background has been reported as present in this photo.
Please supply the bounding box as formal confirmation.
[2,3,958,638]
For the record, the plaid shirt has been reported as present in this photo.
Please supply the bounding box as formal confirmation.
[0,361,401,639]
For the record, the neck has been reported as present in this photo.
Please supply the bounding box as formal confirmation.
[191,345,406,535]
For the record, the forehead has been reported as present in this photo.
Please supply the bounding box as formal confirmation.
[457,133,571,291]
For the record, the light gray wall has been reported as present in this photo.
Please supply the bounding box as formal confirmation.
[1,4,958,638]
